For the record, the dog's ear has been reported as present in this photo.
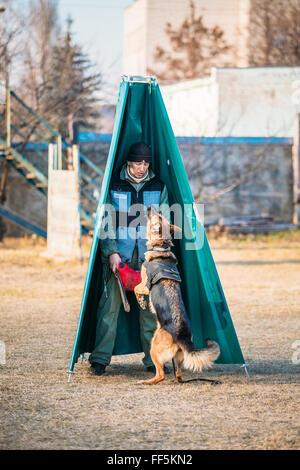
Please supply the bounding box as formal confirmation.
[158,211,171,226]
[161,218,182,239]
[158,212,182,234]
[169,223,182,233]
[147,205,158,216]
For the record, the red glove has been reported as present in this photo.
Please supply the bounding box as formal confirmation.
[118,262,141,291]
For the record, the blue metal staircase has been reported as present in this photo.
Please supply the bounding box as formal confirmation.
[0,82,104,236]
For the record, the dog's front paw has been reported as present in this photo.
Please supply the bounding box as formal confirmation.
[137,294,147,310]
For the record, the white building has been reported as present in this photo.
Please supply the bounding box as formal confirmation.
[160,67,300,137]
[123,0,251,76]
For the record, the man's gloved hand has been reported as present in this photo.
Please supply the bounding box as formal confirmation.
[109,253,122,273]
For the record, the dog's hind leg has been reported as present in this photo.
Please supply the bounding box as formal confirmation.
[175,349,184,383]
[138,328,174,385]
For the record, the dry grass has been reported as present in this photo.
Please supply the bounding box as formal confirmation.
[0,233,299,450]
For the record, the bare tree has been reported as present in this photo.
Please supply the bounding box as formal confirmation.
[147,0,232,82]
[249,0,300,66]
[16,3,101,142]
[2,0,61,148]
[21,0,60,110]
[0,1,25,241]
[0,0,24,83]
[41,17,102,141]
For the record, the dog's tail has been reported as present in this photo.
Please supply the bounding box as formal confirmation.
[178,338,220,372]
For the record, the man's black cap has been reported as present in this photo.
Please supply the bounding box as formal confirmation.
[127,142,152,163]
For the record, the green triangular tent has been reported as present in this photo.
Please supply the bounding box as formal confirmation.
[68,76,245,377]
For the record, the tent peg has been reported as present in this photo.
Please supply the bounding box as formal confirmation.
[67,371,73,383]
[241,363,250,378]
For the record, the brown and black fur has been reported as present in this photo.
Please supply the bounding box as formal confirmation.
[134,205,220,385]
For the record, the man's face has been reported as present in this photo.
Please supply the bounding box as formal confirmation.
[127,161,149,178]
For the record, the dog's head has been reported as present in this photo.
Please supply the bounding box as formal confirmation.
[146,205,182,246]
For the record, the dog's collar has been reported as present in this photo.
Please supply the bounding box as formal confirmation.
[146,243,171,252]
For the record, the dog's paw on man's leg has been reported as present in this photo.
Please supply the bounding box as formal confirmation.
[136,294,147,310]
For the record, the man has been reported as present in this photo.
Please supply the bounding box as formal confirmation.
[88,142,170,376]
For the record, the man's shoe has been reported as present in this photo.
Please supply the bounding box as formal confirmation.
[88,363,106,376]
[146,365,170,374]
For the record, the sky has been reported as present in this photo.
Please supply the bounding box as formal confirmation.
[58,0,135,104]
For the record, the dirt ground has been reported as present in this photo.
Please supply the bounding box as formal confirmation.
[0,232,299,450]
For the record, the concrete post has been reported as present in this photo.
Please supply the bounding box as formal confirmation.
[46,143,81,260]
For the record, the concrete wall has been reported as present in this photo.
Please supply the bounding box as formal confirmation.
[1,136,293,236]
[123,0,249,76]
[161,67,300,137]
[161,77,219,137]
[216,67,300,138]
[80,136,293,224]
[177,138,293,224]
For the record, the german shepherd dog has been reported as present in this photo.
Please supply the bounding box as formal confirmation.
[134,206,220,385]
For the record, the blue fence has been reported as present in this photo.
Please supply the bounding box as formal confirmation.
[20,134,293,149]
[77,132,292,146]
